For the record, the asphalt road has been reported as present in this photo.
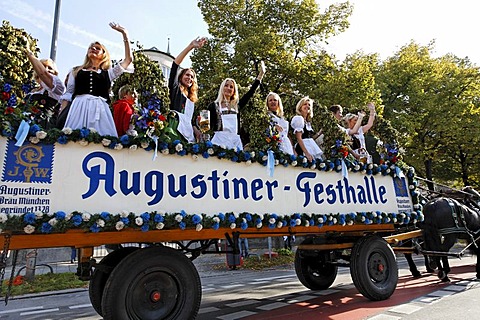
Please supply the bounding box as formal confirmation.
[0,253,479,319]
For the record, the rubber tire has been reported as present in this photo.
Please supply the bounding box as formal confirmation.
[295,248,337,290]
[89,247,139,316]
[101,246,201,320]
[350,235,398,301]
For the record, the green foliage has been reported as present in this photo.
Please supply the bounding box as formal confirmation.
[376,41,480,186]
[0,20,36,90]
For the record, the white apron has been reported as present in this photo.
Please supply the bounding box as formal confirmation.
[211,113,243,150]
[174,97,195,143]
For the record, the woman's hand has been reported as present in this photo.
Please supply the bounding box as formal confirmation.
[191,37,207,49]
[257,60,266,81]
[274,124,283,132]
[305,151,313,162]
[109,22,128,37]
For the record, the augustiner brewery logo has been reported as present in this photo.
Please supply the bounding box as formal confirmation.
[2,140,53,183]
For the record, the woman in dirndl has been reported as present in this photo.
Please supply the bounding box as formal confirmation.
[265,92,294,155]
[208,61,266,150]
[290,96,323,162]
[168,37,207,143]
[61,22,133,137]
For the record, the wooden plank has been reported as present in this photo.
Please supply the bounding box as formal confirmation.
[0,224,396,250]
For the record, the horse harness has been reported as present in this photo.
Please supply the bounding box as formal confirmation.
[439,198,477,246]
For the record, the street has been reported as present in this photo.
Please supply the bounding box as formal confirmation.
[0,254,479,319]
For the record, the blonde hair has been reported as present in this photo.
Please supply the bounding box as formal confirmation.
[295,96,314,122]
[214,78,239,112]
[118,85,133,99]
[34,59,59,83]
[265,92,284,117]
[74,41,111,76]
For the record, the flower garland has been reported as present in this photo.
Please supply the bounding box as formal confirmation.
[0,209,423,235]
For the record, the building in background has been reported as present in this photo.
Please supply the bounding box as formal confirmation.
[141,47,174,85]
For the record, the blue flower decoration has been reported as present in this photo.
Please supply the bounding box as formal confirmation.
[202,151,210,159]
[192,144,200,153]
[55,211,66,220]
[57,136,68,144]
[90,224,101,233]
[212,222,220,230]
[192,214,202,224]
[154,214,164,223]
[72,215,83,226]
[23,213,36,224]
[100,212,111,220]
[179,221,186,230]
[41,222,53,233]
[80,128,90,138]
[218,212,225,221]
[141,224,149,232]
[120,135,130,145]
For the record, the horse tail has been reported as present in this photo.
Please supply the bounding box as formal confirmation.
[422,199,442,252]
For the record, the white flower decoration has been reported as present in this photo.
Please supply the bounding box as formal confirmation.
[291,161,297,166]
[135,217,144,226]
[62,127,73,135]
[78,139,89,146]
[256,223,263,228]
[213,217,220,223]
[305,220,310,227]
[276,221,283,228]
[89,128,97,133]
[102,139,111,147]
[82,213,91,221]
[192,154,199,161]
[175,143,183,152]
[129,144,138,151]
[196,224,203,232]
[48,218,57,226]
[295,218,301,226]
[250,151,256,158]
[230,223,236,229]
[161,149,169,155]
[29,136,40,144]
[269,217,276,224]
[114,144,123,150]
[246,160,252,165]
[120,210,129,218]
[0,213,7,223]
[35,211,43,219]
[97,219,105,228]
[141,141,149,149]
[24,225,35,234]
[175,214,183,222]
[156,222,164,230]
[36,131,47,139]
[207,148,214,155]
[115,221,125,231]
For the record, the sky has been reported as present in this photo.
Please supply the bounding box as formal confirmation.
[2,0,480,80]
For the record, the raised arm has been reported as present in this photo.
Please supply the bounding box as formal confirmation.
[361,102,376,133]
[238,61,266,109]
[109,22,133,69]
[348,112,365,135]
[174,37,207,66]
[24,41,54,89]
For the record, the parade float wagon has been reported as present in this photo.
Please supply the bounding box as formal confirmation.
[0,135,423,320]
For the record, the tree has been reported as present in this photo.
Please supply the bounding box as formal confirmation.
[376,41,480,187]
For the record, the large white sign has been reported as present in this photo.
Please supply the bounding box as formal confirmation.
[0,138,413,216]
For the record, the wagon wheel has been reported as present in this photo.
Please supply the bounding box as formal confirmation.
[89,246,139,316]
[101,246,201,320]
[350,235,398,301]
[295,247,337,290]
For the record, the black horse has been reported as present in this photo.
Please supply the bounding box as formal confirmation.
[422,187,480,282]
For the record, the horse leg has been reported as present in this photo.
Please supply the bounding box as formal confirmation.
[438,256,451,282]
[425,255,436,273]
[404,253,421,278]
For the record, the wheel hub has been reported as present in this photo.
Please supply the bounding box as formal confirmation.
[150,290,161,303]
